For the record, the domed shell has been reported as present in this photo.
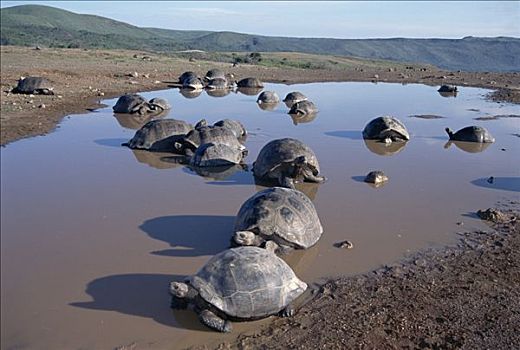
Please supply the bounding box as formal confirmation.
[179,71,198,84]
[237,77,264,88]
[183,126,245,151]
[124,119,193,150]
[283,91,307,107]
[205,69,226,81]
[188,246,307,319]
[206,78,228,90]
[148,98,171,111]
[113,94,148,113]
[362,116,410,142]
[446,126,495,143]
[253,138,320,179]
[234,187,323,249]
[190,142,244,167]
[257,91,280,104]
[213,119,247,140]
[288,101,318,116]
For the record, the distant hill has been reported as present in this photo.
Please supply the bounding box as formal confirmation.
[1,4,519,72]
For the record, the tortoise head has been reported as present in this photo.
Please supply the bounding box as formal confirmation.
[292,156,318,178]
[195,119,208,129]
[233,231,261,247]
[170,282,189,298]
[445,127,454,139]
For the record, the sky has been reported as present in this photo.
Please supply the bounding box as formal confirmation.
[1,1,519,39]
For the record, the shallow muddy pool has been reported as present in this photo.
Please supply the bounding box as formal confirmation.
[2,82,519,349]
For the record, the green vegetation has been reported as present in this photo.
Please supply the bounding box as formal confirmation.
[2,4,519,72]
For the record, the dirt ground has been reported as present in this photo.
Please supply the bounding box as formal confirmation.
[1,46,519,146]
[1,46,520,350]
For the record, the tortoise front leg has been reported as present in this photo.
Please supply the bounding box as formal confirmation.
[198,309,232,333]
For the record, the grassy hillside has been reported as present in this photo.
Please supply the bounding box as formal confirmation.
[2,4,519,72]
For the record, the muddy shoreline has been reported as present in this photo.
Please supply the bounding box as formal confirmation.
[203,207,519,350]
[1,46,519,146]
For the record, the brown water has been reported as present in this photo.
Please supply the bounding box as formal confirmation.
[2,82,519,349]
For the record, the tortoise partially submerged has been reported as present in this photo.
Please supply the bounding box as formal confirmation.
[438,85,458,93]
[206,78,229,90]
[233,187,323,253]
[178,71,198,84]
[283,92,307,108]
[362,116,410,143]
[364,170,388,186]
[148,98,171,112]
[113,94,150,114]
[213,119,247,141]
[189,142,246,167]
[175,125,246,155]
[445,126,495,143]
[122,119,193,151]
[257,91,280,104]
[253,138,325,189]
[170,246,307,332]
[237,77,264,88]
[182,75,204,90]
[288,101,318,117]
[204,69,226,81]
[12,76,54,95]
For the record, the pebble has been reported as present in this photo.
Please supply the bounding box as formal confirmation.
[334,240,354,249]
[38,104,46,108]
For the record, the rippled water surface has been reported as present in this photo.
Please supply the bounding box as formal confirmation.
[2,82,519,349]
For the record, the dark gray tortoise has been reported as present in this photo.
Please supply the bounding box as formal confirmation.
[205,78,229,90]
[288,100,318,117]
[122,119,193,151]
[445,126,495,143]
[12,76,54,95]
[170,246,307,332]
[253,138,325,189]
[148,98,171,112]
[257,91,280,104]
[438,85,458,93]
[233,187,323,253]
[189,142,246,167]
[362,116,410,143]
[283,91,307,108]
[204,69,226,81]
[213,119,247,141]
[178,71,198,84]
[182,75,204,90]
[364,170,388,186]
[237,77,264,88]
[113,94,150,114]
[175,124,246,156]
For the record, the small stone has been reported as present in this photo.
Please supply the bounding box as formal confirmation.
[143,74,150,78]
[38,104,46,108]
[97,92,105,96]
[334,240,354,249]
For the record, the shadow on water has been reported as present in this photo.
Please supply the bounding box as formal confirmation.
[140,215,235,257]
[324,130,363,140]
[70,273,209,331]
[94,138,128,148]
[471,177,520,192]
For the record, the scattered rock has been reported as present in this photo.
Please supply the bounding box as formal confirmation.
[334,240,354,249]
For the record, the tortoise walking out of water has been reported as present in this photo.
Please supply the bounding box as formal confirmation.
[253,138,325,189]
[362,116,410,143]
[445,126,495,143]
[170,246,307,332]
[233,187,323,253]
[12,76,54,95]
[122,119,193,151]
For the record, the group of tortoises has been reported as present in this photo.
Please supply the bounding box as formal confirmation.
[111,77,497,332]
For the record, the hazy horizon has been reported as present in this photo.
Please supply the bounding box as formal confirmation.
[1,1,519,39]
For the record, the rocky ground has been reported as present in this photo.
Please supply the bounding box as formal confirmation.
[1,46,519,146]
